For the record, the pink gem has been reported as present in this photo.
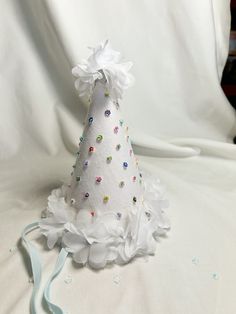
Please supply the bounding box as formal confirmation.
[95,176,102,183]
[114,126,119,134]
[133,176,136,182]
[90,211,95,217]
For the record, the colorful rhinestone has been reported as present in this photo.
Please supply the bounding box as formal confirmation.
[119,181,125,188]
[123,162,128,169]
[117,212,122,220]
[119,119,124,126]
[104,109,111,117]
[83,160,89,167]
[96,135,103,142]
[95,176,102,183]
[103,196,109,203]
[70,198,76,205]
[88,117,93,125]
[89,146,95,153]
[106,156,112,163]
[114,126,119,134]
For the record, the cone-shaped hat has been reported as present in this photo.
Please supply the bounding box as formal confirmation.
[39,40,170,269]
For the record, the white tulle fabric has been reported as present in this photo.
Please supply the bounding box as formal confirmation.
[39,171,170,269]
[71,40,134,101]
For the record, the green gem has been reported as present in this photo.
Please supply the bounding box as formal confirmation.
[107,156,112,163]
[96,135,103,142]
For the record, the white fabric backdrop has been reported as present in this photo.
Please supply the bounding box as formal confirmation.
[0,0,236,313]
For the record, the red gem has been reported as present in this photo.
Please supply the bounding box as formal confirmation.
[89,146,95,153]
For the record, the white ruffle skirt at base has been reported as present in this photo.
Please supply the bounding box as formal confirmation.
[39,170,170,269]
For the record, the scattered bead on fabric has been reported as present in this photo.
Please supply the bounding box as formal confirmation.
[76,176,80,182]
[116,144,121,150]
[76,151,80,156]
[145,211,151,218]
[95,176,102,183]
[104,91,109,97]
[96,135,103,142]
[114,126,119,134]
[133,196,137,203]
[123,162,128,169]
[84,192,90,198]
[79,136,83,142]
[90,211,95,217]
[119,119,124,126]
[133,176,136,182]
[72,164,76,168]
[89,146,95,153]
[104,109,111,117]
[103,196,109,203]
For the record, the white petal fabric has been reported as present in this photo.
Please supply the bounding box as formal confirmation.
[39,170,170,269]
[71,40,134,101]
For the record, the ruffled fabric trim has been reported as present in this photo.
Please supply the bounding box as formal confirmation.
[39,171,170,269]
[71,40,134,101]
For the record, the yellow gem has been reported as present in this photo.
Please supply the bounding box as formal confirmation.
[103,196,109,203]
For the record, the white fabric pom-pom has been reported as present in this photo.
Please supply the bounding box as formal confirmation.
[72,40,134,101]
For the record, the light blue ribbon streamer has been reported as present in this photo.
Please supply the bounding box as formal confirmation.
[43,248,68,314]
[22,222,42,314]
[22,222,68,314]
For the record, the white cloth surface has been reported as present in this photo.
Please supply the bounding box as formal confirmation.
[0,0,236,313]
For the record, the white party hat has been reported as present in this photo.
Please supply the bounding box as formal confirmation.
[39,40,170,269]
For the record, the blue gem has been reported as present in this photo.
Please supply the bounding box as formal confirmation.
[84,160,89,167]
[88,117,93,125]
[123,162,128,169]
[104,109,111,117]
